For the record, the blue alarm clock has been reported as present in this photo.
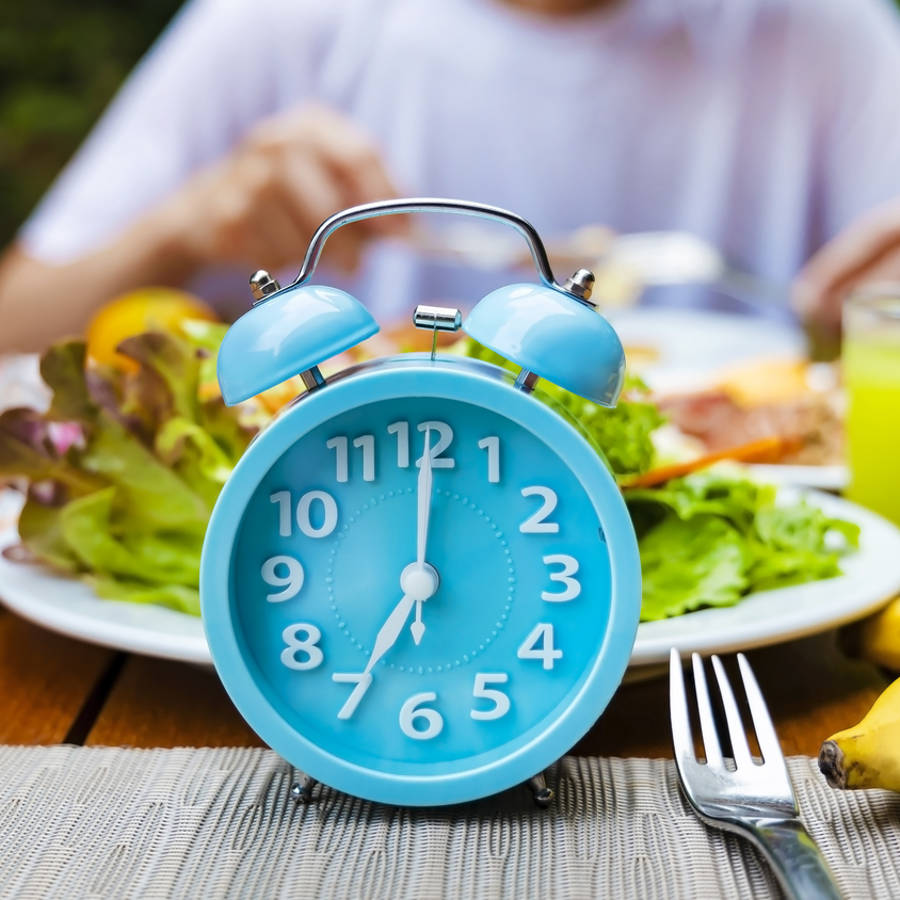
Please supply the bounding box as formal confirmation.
[201,198,641,807]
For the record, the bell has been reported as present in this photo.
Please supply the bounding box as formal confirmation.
[463,274,626,407]
[217,274,378,406]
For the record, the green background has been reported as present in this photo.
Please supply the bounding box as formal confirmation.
[2,1,899,248]
[0,0,182,245]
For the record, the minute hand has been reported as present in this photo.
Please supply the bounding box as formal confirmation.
[416,426,434,568]
[411,427,434,645]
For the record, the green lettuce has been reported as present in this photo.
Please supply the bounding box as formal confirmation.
[627,469,860,621]
[0,327,256,615]
[463,337,664,477]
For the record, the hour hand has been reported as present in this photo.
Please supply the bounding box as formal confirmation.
[332,593,414,719]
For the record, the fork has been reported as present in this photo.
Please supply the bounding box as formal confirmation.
[669,650,841,899]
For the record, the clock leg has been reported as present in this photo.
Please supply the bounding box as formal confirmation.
[290,771,319,804]
[527,771,554,808]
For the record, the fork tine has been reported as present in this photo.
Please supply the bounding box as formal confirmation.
[669,648,695,764]
[711,655,754,768]
[736,653,788,770]
[691,654,724,768]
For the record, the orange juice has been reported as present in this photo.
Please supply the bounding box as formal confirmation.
[843,292,900,524]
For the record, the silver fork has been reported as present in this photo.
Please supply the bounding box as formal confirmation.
[669,650,841,899]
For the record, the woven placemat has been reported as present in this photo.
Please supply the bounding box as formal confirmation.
[0,746,897,899]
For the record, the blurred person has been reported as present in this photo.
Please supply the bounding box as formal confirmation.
[1,0,900,352]
[794,195,900,327]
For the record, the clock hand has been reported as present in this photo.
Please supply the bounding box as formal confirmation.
[412,426,434,645]
[333,565,439,720]
[333,592,415,720]
[364,592,417,675]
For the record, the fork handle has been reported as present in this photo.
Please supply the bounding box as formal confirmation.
[749,818,842,900]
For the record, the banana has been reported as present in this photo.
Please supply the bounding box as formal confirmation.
[856,594,900,672]
[819,676,900,791]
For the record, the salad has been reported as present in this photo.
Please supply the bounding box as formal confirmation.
[0,319,858,622]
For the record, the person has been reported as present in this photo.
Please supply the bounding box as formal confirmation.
[794,196,900,327]
[1,0,900,352]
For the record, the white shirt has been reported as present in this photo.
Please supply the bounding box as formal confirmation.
[20,0,900,323]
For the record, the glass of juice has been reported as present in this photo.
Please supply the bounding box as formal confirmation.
[843,285,900,524]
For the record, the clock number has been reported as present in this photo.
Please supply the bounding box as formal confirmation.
[270,491,292,537]
[352,434,376,482]
[517,623,563,670]
[387,421,410,468]
[471,673,510,720]
[416,421,454,469]
[541,554,581,602]
[399,692,444,740]
[326,435,375,482]
[325,436,349,483]
[519,486,559,533]
[270,490,338,537]
[261,555,304,602]
[477,436,500,483]
[280,623,324,670]
[332,672,373,720]
[296,490,338,538]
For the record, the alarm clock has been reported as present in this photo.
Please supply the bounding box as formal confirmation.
[201,198,641,807]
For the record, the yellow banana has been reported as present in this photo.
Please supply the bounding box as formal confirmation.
[856,595,900,671]
[819,676,900,791]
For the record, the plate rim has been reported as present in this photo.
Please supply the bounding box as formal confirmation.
[1,488,898,668]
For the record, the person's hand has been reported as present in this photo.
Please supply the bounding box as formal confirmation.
[161,104,405,274]
[793,197,900,335]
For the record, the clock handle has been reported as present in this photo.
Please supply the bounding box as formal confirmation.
[285,197,563,295]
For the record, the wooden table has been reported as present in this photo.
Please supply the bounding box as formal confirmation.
[0,604,889,758]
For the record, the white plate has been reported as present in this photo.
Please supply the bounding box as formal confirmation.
[2,489,899,668]
[746,463,849,491]
[606,308,806,392]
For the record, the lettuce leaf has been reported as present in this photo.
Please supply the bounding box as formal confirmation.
[639,515,749,620]
[1,328,257,615]
[627,469,859,620]
[463,337,664,477]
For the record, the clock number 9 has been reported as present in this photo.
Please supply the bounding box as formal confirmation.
[280,623,324,671]
[261,555,304,602]
[270,490,338,538]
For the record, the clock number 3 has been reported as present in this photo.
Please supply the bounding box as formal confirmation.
[541,554,581,602]
[280,623,323,670]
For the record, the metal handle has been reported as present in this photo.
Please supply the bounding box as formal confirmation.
[289,197,561,291]
[749,819,843,900]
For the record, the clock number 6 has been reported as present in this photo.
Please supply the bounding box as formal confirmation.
[399,692,444,740]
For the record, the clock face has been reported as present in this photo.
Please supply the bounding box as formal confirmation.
[204,363,640,804]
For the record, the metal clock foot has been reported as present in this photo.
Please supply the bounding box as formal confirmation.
[527,772,554,808]
[290,772,319,804]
